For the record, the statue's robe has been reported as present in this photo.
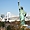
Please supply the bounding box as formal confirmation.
[19,9,26,25]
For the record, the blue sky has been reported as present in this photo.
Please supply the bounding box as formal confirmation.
[0,0,30,15]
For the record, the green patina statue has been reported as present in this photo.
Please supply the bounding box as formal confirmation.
[18,0,26,26]
[19,7,26,26]
[18,0,26,30]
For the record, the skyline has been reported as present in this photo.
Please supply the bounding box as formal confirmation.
[0,0,30,15]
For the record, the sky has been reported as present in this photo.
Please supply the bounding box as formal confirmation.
[0,0,30,15]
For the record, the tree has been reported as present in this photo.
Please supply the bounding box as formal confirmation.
[1,14,5,19]
[0,22,2,27]
[7,25,11,30]
[1,22,5,27]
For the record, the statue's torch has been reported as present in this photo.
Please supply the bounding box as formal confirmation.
[18,0,20,9]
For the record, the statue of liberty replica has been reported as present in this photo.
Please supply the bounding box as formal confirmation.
[18,0,26,30]
[19,7,26,26]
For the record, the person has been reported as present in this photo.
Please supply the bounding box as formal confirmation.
[19,7,26,26]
